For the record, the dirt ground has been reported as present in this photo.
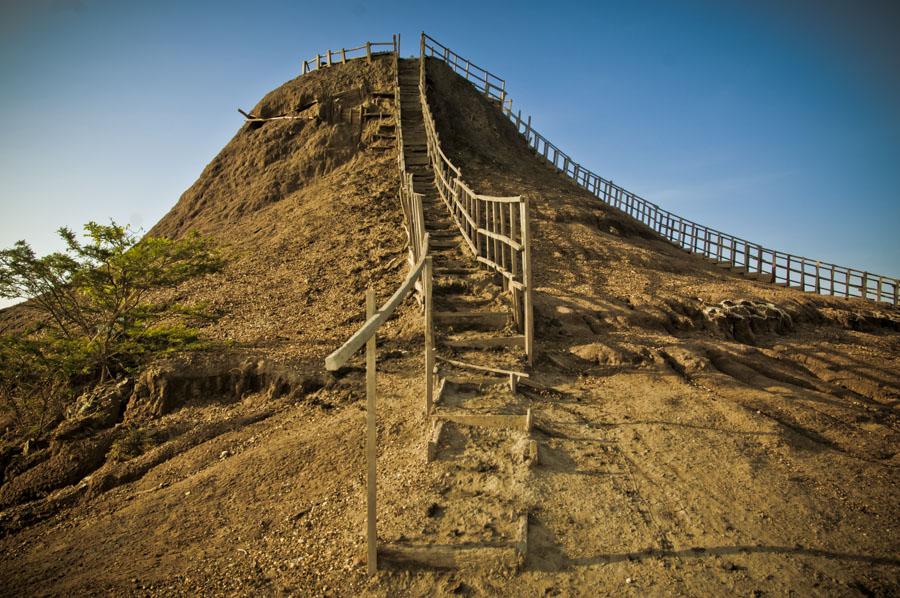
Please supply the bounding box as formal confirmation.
[1,55,899,596]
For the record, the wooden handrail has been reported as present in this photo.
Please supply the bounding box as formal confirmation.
[422,33,506,102]
[422,32,899,306]
[325,250,426,371]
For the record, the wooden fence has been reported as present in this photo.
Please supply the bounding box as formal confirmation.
[301,36,399,75]
[421,33,899,306]
[422,33,506,105]
[418,35,535,363]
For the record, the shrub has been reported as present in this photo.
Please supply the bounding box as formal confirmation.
[0,222,222,435]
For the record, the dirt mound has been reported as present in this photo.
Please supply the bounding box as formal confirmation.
[150,55,396,240]
[1,53,898,597]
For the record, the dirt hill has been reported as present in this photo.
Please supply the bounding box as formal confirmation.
[1,52,898,597]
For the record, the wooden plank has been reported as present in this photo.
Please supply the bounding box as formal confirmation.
[379,540,521,570]
[434,412,530,431]
[475,256,526,290]
[434,354,529,378]
[478,227,523,251]
[521,197,534,366]
[434,310,509,325]
[441,335,526,349]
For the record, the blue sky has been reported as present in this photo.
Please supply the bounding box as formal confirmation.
[1,0,898,308]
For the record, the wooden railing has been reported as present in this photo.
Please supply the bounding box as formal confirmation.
[418,36,535,363]
[301,36,399,75]
[422,33,506,104]
[421,33,899,306]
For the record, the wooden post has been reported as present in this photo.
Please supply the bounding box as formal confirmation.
[366,42,372,62]
[520,196,534,366]
[327,49,332,66]
[365,287,377,575]
[474,193,482,258]
[815,261,821,294]
[424,255,434,415]
[419,33,426,88]
[302,60,308,75]
[316,54,321,70]
[499,202,508,289]
[342,48,347,63]
[509,202,519,304]
[861,271,869,300]
[492,202,500,266]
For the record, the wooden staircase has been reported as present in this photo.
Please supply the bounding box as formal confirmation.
[377,58,535,571]
[398,60,526,361]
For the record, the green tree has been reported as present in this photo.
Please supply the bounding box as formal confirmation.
[0,222,222,432]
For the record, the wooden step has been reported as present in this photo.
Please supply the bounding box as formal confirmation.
[435,266,480,276]
[441,335,526,350]
[378,515,527,570]
[431,238,460,249]
[432,409,532,432]
[435,310,510,327]
[429,230,458,239]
